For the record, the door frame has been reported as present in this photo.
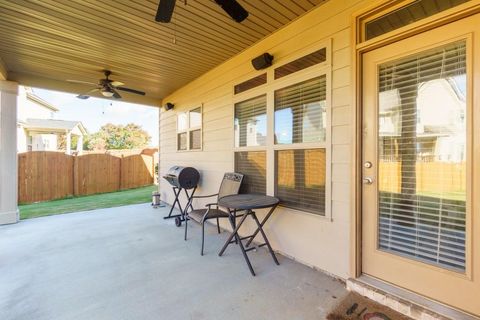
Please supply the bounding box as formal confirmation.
[350,0,480,278]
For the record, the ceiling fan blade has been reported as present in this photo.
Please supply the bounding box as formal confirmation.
[155,0,176,23]
[67,79,98,86]
[116,87,146,96]
[112,88,122,99]
[214,0,249,23]
[110,81,125,87]
[76,88,99,99]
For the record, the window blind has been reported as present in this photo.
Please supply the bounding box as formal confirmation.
[234,151,266,194]
[378,41,467,271]
[365,0,470,41]
[275,149,326,215]
[234,73,267,94]
[275,48,326,79]
[274,76,327,144]
[235,95,267,147]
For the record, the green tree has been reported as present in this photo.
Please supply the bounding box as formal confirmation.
[85,123,151,151]
[57,134,79,150]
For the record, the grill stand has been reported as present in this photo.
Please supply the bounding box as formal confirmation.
[164,186,196,227]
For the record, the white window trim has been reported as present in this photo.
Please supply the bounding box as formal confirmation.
[176,105,203,152]
[232,40,332,220]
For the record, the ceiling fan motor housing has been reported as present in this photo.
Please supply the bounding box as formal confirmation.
[155,0,176,22]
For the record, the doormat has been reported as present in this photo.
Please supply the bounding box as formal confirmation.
[326,292,412,320]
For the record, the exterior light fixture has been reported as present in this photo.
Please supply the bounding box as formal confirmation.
[164,102,174,111]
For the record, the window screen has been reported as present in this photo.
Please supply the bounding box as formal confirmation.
[235,95,267,147]
[178,132,187,151]
[189,129,201,150]
[365,0,470,40]
[274,76,327,144]
[275,148,326,214]
[234,74,267,94]
[235,151,267,194]
[377,41,467,271]
[274,48,326,79]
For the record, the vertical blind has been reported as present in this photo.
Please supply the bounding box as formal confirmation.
[274,76,327,144]
[275,149,326,215]
[234,151,266,194]
[377,41,467,271]
[234,95,267,147]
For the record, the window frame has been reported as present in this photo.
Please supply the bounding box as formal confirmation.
[356,0,475,46]
[176,106,203,152]
[232,40,332,219]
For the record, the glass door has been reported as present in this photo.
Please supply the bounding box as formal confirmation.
[362,14,480,316]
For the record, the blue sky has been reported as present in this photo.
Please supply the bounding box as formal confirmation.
[32,88,159,146]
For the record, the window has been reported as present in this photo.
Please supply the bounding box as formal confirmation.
[177,107,202,151]
[275,149,326,214]
[233,45,330,216]
[234,74,267,94]
[363,0,469,41]
[274,48,326,79]
[235,151,267,194]
[274,76,327,144]
[234,95,267,147]
[274,75,328,215]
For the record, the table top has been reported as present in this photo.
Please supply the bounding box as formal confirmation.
[218,194,279,210]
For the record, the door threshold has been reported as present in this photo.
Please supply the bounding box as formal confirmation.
[347,275,479,320]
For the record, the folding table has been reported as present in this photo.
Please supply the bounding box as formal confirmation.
[218,194,280,276]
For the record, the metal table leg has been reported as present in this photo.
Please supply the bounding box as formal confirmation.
[245,204,278,247]
[218,209,256,276]
[250,211,279,265]
[218,210,249,256]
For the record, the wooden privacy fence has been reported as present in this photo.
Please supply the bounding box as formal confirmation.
[18,151,155,204]
[379,161,466,197]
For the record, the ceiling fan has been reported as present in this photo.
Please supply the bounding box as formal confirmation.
[67,70,146,100]
[155,0,249,23]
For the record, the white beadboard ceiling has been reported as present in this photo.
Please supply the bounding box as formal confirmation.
[0,0,325,106]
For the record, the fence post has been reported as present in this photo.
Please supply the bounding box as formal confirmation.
[119,154,123,190]
[73,154,78,196]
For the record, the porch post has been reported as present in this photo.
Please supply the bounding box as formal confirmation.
[66,131,71,155]
[76,134,83,155]
[0,80,19,225]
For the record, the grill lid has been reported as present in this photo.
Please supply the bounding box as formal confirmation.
[163,166,200,189]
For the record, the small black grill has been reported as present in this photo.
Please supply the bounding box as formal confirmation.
[163,166,200,190]
[163,166,200,227]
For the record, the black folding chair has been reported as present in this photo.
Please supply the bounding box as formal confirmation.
[184,172,244,255]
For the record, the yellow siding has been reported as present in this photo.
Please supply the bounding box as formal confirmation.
[159,0,371,279]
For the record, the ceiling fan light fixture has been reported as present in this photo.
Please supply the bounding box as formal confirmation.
[101,88,115,98]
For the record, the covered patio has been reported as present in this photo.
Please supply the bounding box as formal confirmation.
[0,204,346,320]
[1,0,480,319]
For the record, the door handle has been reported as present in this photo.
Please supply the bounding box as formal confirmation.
[363,177,374,185]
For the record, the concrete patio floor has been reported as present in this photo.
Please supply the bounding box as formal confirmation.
[0,203,348,320]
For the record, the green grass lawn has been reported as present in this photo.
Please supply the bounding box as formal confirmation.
[19,185,157,220]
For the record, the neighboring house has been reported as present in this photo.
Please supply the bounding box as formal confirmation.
[379,78,466,162]
[17,87,87,154]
